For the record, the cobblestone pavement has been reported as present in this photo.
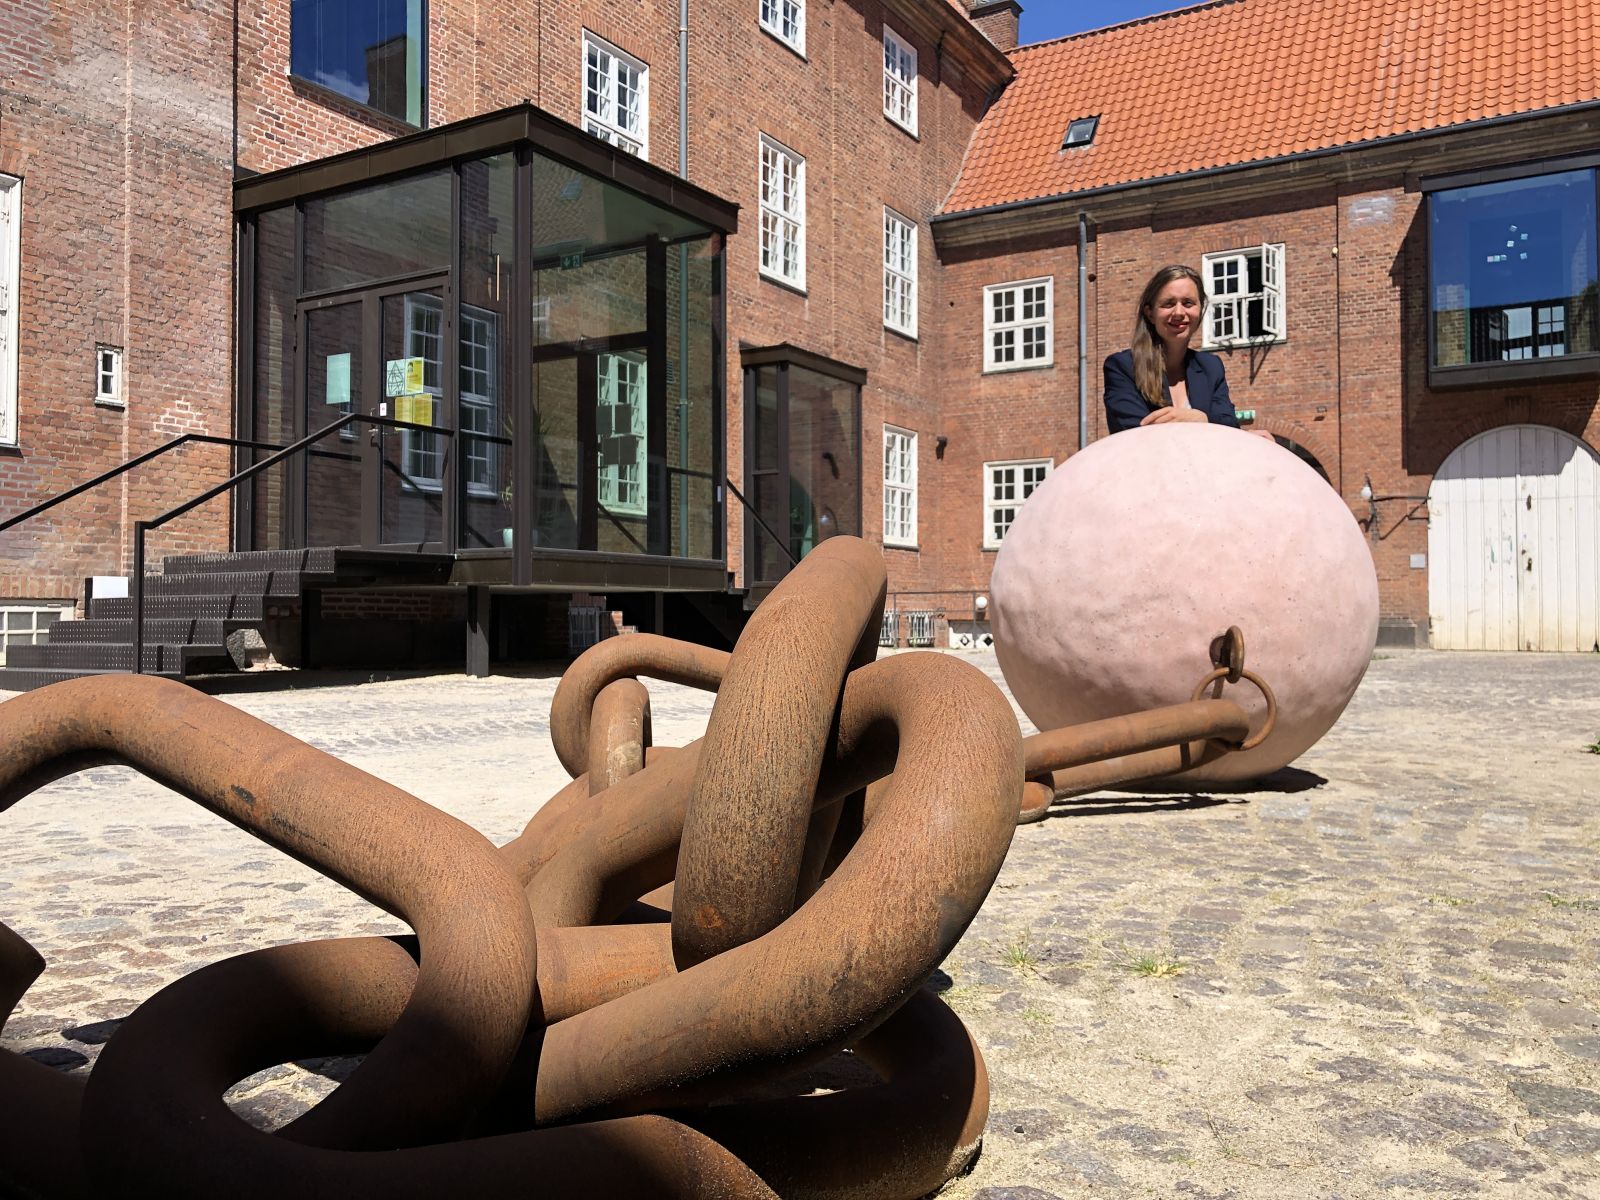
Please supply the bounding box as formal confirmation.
[1,650,1597,1197]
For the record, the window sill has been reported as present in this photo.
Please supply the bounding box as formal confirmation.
[982,359,1055,375]
[760,271,808,298]
[1428,353,1600,390]
[885,323,918,343]
[287,73,424,133]
[883,540,919,552]
[1204,336,1286,352]
[93,397,126,411]
[759,26,807,61]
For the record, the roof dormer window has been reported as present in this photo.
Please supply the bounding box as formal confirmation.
[1062,116,1099,149]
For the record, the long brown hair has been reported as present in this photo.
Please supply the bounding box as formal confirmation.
[1130,265,1208,407]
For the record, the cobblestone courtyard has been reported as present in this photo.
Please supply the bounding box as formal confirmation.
[1,650,1597,1197]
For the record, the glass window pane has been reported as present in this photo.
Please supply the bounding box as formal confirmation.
[1431,168,1599,366]
[303,170,451,293]
[290,0,426,125]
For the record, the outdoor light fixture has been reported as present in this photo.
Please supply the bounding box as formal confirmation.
[974,594,989,614]
[1359,474,1374,501]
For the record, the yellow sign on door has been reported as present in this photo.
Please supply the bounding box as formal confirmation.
[395,393,434,427]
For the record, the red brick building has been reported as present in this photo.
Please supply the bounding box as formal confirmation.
[935,0,1600,651]
[2,0,1597,678]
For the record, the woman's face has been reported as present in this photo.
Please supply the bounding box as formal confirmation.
[1144,277,1203,349]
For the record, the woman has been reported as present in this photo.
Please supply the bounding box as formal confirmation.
[1103,265,1240,434]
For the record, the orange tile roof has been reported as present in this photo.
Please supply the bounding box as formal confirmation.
[944,0,1600,213]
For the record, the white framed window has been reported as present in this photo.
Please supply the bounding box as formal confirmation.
[883,208,917,337]
[983,459,1051,549]
[458,307,499,496]
[759,134,805,289]
[401,293,445,487]
[583,32,648,159]
[95,345,123,407]
[401,296,500,494]
[983,277,1054,371]
[882,425,917,547]
[598,351,647,516]
[760,0,804,54]
[1203,243,1285,345]
[0,603,73,666]
[0,174,18,446]
[883,26,917,135]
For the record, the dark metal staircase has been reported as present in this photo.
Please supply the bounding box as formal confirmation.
[0,547,450,692]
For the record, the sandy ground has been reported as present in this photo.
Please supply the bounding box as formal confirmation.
[0,649,1597,1197]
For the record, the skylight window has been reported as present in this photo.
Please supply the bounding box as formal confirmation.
[1062,116,1099,149]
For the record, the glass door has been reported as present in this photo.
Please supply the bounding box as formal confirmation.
[378,286,448,548]
[298,281,452,550]
[302,299,365,548]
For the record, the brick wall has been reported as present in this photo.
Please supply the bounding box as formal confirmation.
[0,0,236,603]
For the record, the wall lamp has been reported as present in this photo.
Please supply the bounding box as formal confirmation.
[1359,473,1431,540]
[935,435,949,460]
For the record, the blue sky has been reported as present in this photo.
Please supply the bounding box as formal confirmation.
[1017,0,1192,44]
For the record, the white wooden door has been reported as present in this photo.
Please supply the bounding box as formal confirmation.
[1429,425,1600,651]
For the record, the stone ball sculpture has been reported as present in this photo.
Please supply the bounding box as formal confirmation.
[991,423,1378,783]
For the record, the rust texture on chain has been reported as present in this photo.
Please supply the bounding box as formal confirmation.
[0,536,1269,1196]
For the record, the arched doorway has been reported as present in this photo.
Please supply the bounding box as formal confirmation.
[1428,424,1600,651]
[1270,434,1331,484]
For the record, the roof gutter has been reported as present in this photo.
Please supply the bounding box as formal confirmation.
[930,98,1600,225]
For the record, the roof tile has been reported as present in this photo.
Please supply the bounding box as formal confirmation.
[945,0,1600,212]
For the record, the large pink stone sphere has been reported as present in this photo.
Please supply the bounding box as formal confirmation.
[991,424,1377,783]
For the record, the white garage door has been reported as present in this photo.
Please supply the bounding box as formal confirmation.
[1428,425,1600,651]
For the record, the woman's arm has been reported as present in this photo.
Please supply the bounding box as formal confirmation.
[1102,354,1152,434]
[1207,359,1241,428]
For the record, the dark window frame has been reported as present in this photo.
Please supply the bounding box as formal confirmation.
[1425,158,1600,389]
[289,0,431,130]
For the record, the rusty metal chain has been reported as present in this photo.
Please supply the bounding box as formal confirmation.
[0,536,1274,1195]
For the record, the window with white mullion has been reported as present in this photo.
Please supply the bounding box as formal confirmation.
[883,26,917,134]
[402,295,445,488]
[982,277,1054,372]
[983,459,1051,549]
[760,0,804,53]
[883,208,917,336]
[584,33,647,158]
[598,351,647,516]
[0,174,17,446]
[1203,244,1286,345]
[759,135,805,288]
[882,426,917,547]
[459,309,498,496]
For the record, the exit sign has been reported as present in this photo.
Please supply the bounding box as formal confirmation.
[560,251,584,270]
[1236,408,1257,422]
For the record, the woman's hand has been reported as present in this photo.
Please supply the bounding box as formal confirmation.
[1140,406,1209,426]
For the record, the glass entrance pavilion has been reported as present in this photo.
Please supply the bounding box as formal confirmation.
[234,104,736,592]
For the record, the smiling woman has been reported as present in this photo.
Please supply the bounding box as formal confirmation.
[1102,264,1242,434]
[290,0,427,127]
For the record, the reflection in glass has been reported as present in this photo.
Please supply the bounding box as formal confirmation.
[381,290,445,546]
[1431,169,1599,367]
[291,0,425,125]
[458,154,515,548]
[304,303,364,548]
[303,170,451,294]
[252,206,296,549]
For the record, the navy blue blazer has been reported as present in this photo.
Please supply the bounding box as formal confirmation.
[1103,349,1240,434]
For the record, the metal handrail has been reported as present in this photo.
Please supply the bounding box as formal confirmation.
[723,476,798,568]
[0,433,285,535]
[131,413,452,675]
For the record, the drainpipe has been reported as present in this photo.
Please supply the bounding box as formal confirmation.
[1077,212,1089,451]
